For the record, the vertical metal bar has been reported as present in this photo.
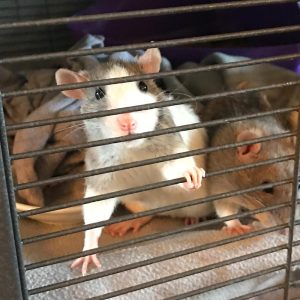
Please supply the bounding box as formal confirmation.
[0,95,28,299]
[284,108,300,300]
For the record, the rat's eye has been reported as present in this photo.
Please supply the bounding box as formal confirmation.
[95,87,105,100]
[262,181,274,194]
[138,81,148,92]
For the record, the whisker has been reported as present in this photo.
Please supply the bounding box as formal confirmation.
[167,89,200,112]
[53,123,84,135]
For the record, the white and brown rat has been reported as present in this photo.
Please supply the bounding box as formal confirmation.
[55,48,212,275]
[203,92,296,234]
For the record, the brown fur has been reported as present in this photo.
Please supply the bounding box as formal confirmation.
[205,93,296,227]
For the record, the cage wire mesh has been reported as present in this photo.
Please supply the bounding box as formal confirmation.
[0,0,300,299]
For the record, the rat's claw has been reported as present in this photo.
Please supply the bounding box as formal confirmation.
[183,167,205,190]
[71,254,101,276]
[184,217,199,225]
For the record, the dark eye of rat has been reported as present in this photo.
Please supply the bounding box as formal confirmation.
[262,181,274,194]
[95,87,105,100]
[138,81,148,92]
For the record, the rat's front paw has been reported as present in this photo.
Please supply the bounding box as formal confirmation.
[71,254,101,276]
[105,216,152,237]
[223,219,252,235]
[182,167,205,190]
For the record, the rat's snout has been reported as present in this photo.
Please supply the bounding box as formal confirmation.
[117,113,136,133]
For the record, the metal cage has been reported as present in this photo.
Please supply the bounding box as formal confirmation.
[0,1,300,299]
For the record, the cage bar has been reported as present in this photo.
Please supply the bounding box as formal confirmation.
[14,132,294,191]
[0,1,299,299]
[232,285,284,300]
[25,223,287,271]
[91,265,286,300]
[0,0,296,31]
[5,71,300,133]
[3,53,300,99]
[283,108,300,299]
[21,180,290,245]
[10,106,297,160]
[166,265,286,300]
[28,245,287,296]
[19,155,293,218]
[0,96,28,299]
[2,24,300,66]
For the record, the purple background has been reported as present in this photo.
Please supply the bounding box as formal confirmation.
[68,0,300,72]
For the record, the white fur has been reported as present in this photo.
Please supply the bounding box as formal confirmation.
[80,65,211,263]
[168,104,202,146]
[82,187,118,251]
[103,66,159,141]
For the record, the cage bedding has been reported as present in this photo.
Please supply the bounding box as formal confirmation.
[24,223,300,300]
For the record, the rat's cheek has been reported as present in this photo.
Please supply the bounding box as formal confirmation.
[103,116,112,128]
[136,109,159,133]
[103,116,122,136]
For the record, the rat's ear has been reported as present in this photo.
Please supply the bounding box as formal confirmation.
[137,48,161,74]
[236,130,263,163]
[55,68,89,100]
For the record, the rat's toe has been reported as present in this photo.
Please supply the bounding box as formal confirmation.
[184,217,199,225]
[71,254,101,276]
[223,224,252,235]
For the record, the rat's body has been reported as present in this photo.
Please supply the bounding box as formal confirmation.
[203,94,295,233]
[84,99,210,221]
[56,49,211,274]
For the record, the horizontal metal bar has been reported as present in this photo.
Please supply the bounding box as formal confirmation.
[15,131,294,191]
[293,240,300,247]
[25,222,287,272]
[11,106,296,161]
[283,105,300,300]
[289,276,300,286]
[289,280,300,287]
[294,220,300,226]
[21,181,290,245]
[5,76,300,134]
[0,97,28,298]
[166,265,286,300]
[232,285,284,300]
[29,239,286,295]
[2,23,300,67]
[92,258,286,300]
[0,0,295,30]
[19,154,294,218]
[3,48,300,99]
[291,259,300,267]
[28,244,286,296]
[19,179,185,218]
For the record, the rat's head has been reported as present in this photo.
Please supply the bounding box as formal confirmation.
[232,116,296,226]
[210,113,297,227]
[55,48,163,146]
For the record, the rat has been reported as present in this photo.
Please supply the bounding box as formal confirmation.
[55,48,213,275]
[203,91,297,234]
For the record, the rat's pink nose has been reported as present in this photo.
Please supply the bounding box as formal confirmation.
[117,114,136,132]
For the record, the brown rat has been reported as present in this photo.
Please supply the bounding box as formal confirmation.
[55,48,212,275]
[203,92,296,234]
